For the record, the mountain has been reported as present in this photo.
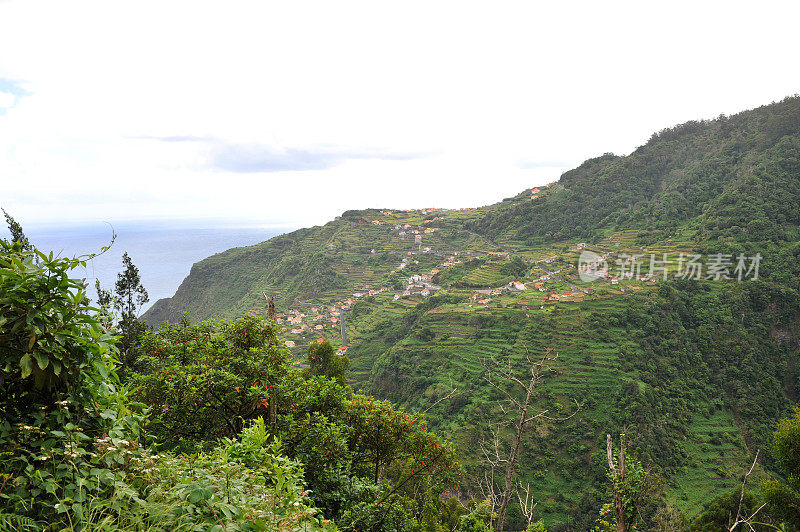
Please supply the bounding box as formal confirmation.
[143,96,800,528]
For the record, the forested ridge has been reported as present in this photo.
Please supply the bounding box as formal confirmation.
[4,96,800,530]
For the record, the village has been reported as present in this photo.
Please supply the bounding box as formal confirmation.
[275,198,610,353]
[272,188,685,355]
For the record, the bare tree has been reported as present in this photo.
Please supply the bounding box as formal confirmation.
[481,348,578,531]
[264,293,276,321]
[516,482,538,528]
[728,450,767,532]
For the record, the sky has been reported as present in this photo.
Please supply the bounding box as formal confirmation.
[1,1,799,229]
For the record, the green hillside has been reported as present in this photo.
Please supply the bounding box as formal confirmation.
[143,96,800,529]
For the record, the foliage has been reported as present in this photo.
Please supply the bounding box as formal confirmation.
[132,315,289,448]
[689,488,771,531]
[112,252,149,375]
[761,408,800,529]
[0,241,330,530]
[346,395,460,487]
[2,209,32,251]
[306,340,349,385]
[458,499,494,532]
[592,444,648,532]
[0,239,143,525]
[131,314,463,529]
[0,239,120,418]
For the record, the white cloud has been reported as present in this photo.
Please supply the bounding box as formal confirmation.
[0,0,798,227]
[0,91,13,108]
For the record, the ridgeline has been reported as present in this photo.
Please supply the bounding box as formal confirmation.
[143,96,800,527]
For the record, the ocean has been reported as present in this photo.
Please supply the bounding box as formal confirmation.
[25,221,294,313]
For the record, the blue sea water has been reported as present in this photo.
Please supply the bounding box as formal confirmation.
[24,221,294,313]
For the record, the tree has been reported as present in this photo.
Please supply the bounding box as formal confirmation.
[133,315,288,446]
[595,434,648,532]
[2,208,32,251]
[0,239,117,411]
[112,252,149,373]
[761,408,800,529]
[133,319,462,528]
[0,237,333,529]
[481,348,578,531]
[689,484,770,531]
[306,339,348,384]
[344,394,461,528]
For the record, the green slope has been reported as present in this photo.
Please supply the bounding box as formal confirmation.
[143,96,800,528]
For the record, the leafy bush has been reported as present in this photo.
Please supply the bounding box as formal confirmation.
[0,241,331,530]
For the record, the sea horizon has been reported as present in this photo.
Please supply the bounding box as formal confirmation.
[23,220,297,314]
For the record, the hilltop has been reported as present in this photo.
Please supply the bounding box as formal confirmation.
[142,96,800,527]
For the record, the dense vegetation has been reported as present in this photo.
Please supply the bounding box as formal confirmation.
[0,237,474,530]
[466,96,800,251]
[139,95,800,529]
[0,240,336,530]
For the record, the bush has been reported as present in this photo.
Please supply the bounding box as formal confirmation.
[0,242,330,530]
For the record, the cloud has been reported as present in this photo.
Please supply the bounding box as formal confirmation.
[0,78,29,97]
[0,78,28,114]
[132,135,213,143]
[517,159,570,169]
[0,2,799,226]
[0,91,13,107]
[208,143,428,173]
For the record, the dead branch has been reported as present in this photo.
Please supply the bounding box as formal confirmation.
[422,386,461,415]
[515,482,538,527]
[729,450,766,532]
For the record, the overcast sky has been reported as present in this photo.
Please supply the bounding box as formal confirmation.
[1,1,798,229]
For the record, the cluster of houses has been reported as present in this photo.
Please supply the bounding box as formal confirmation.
[396,274,436,299]
[529,182,555,200]
[276,304,346,337]
[396,224,438,240]
[284,218,598,347]
[352,286,389,299]
[467,280,529,307]
[546,293,574,301]
[393,255,421,272]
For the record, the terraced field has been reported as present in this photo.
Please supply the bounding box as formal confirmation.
[140,97,800,528]
[671,410,764,514]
